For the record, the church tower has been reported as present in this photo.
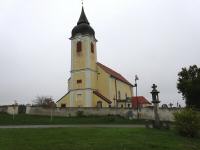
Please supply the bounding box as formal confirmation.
[56,6,133,108]
[69,7,97,107]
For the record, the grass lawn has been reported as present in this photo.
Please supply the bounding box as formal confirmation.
[0,128,199,150]
[0,113,146,125]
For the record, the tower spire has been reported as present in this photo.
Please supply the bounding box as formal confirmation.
[77,6,89,25]
[71,3,95,38]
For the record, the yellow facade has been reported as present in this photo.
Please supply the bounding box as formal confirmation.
[56,7,133,108]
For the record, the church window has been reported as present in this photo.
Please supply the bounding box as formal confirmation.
[77,79,82,84]
[91,42,94,53]
[61,104,66,108]
[77,41,82,52]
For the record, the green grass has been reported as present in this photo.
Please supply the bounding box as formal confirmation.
[0,113,146,125]
[0,128,199,150]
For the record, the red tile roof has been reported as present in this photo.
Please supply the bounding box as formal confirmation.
[93,90,112,104]
[97,62,133,86]
[132,96,151,108]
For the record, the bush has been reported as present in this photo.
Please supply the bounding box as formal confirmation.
[76,111,84,117]
[18,105,26,114]
[174,108,200,137]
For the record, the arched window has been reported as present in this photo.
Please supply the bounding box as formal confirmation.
[77,41,82,52]
[91,42,94,53]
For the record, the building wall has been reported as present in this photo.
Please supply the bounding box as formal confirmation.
[96,66,110,99]
[92,94,110,107]
[109,77,133,107]
[56,93,70,107]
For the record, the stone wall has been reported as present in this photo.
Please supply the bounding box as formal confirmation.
[0,105,19,115]
[0,106,7,113]
[26,106,179,121]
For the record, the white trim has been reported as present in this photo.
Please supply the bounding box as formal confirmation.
[71,68,96,74]
[71,40,74,71]
[109,77,112,100]
[86,38,90,69]
[70,73,74,90]
[85,70,91,88]
[69,91,73,107]
[85,90,92,107]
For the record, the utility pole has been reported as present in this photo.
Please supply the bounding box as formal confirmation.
[135,75,139,119]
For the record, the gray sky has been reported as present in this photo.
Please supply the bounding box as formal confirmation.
[0,0,200,106]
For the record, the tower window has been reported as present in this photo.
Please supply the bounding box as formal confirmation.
[91,42,94,53]
[61,104,66,108]
[77,41,82,52]
[77,79,82,84]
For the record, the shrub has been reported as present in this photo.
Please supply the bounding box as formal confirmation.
[106,115,116,122]
[174,108,200,137]
[76,111,84,117]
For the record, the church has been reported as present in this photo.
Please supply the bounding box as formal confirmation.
[56,7,134,108]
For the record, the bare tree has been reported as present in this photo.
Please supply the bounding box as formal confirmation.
[33,96,56,108]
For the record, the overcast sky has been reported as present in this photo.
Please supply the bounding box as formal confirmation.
[0,0,200,106]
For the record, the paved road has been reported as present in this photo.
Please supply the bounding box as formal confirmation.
[0,124,145,129]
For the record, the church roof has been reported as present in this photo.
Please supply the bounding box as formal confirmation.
[71,7,95,38]
[132,96,151,108]
[97,62,133,86]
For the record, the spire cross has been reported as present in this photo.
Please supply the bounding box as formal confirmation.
[81,0,84,6]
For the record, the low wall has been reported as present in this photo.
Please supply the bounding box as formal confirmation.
[0,106,7,113]
[7,106,19,115]
[0,105,19,115]
[26,106,179,121]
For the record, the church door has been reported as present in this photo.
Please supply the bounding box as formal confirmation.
[97,101,102,108]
